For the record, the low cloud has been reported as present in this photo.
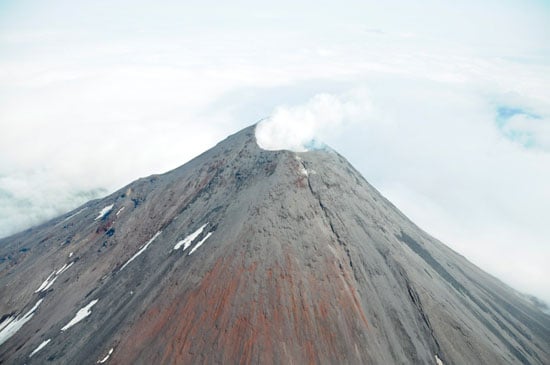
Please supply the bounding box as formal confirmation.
[497,111,550,150]
[0,170,107,237]
[0,0,549,305]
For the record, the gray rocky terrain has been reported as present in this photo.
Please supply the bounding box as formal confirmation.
[0,125,548,364]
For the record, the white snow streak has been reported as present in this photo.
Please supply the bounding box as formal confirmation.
[29,338,51,357]
[295,155,309,176]
[41,276,58,291]
[35,270,56,293]
[116,207,125,216]
[120,231,162,270]
[69,252,73,258]
[35,262,74,293]
[94,204,114,221]
[174,223,208,251]
[62,208,87,223]
[57,261,74,275]
[61,299,98,331]
[188,232,213,255]
[56,263,68,275]
[97,348,114,363]
[435,354,444,365]
[0,317,14,333]
[0,299,44,346]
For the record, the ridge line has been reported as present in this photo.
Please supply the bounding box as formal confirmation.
[301,159,357,280]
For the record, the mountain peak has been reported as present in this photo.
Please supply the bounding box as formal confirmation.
[1,125,549,364]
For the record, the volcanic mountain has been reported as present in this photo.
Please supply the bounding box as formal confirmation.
[0,125,549,364]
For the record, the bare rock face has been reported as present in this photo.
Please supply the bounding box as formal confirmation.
[0,125,548,364]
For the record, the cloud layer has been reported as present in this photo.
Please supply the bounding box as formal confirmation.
[0,0,549,304]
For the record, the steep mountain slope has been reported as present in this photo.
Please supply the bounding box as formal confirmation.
[0,125,548,364]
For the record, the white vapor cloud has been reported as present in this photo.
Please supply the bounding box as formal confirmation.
[255,90,370,151]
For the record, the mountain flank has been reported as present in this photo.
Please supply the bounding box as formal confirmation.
[0,125,549,364]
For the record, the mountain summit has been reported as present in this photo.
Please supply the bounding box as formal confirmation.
[0,125,548,364]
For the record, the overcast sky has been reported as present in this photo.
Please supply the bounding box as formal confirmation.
[1,0,549,303]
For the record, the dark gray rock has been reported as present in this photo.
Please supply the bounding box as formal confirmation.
[0,125,548,364]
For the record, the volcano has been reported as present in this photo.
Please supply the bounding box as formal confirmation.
[0,125,548,364]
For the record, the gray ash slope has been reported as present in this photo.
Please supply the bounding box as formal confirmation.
[0,125,549,364]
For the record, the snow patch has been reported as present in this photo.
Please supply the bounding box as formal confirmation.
[295,155,309,176]
[116,207,125,216]
[56,263,69,275]
[29,338,51,357]
[41,276,58,291]
[435,354,444,365]
[94,204,114,221]
[0,317,14,333]
[188,232,213,255]
[35,270,56,293]
[0,299,44,346]
[58,261,74,275]
[35,262,74,293]
[69,252,73,258]
[61,299,98,331]
[55,262,73,276]
[120,231,162,270]
[174,224,208,251]
[97,347,114,363]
